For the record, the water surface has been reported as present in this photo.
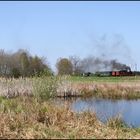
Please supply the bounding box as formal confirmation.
[53,97,140,128]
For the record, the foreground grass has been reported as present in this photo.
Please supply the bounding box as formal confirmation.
[0,97,140,139]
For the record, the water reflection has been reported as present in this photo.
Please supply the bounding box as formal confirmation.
[53,97,140,128]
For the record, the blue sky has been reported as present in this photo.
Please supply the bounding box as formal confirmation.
[0,1,140,71]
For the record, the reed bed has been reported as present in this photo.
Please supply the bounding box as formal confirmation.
[0,76,140,99]
[0,76,63,99]
[0,77,33,98]
[0,96,140,139]
[57,81,140,99]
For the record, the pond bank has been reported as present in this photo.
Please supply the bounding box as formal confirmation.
[57,82,140,99]
[52,97,140,128]
[0,96,140,139]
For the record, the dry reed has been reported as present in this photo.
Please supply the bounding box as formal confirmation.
[0,97,140,139]
[0,76,140,99]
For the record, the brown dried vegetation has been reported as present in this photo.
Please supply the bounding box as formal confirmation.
[0,97,140,139]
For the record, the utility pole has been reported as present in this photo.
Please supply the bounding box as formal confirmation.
[135,63,137,71]
[135,63,137,83]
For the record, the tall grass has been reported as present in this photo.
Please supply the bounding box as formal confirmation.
[0,97,140,139]
[0,76,65,100]
[107,115,127,129]
[0,77,33,98]
[0,76,140,99]
[62,82,140,99]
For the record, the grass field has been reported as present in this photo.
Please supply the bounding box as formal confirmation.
[69,75,140,83]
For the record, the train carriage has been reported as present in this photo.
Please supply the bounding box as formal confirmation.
[96,69,135,77]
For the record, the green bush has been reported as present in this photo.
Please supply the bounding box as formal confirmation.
[32,76,61,100]
[12,68,21,78]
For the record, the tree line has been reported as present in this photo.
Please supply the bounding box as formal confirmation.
[0,49,52,78]
[0,49,130,77]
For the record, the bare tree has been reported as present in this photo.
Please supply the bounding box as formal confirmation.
[69,56,81,75]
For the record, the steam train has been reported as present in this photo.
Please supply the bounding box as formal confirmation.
[83,69,138,77]
[96,69,135,77]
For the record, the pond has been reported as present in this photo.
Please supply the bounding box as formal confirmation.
[53,97,140,128]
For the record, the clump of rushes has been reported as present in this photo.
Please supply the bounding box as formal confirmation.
[107,115,127,129]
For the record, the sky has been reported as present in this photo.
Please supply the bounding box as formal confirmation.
[0,1,140,71]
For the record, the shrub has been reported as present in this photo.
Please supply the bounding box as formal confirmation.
[32,76,62,100]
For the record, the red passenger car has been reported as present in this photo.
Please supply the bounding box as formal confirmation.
[111,70,134,76]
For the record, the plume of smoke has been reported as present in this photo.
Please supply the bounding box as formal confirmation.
[84,33,136,72]
[90,34,134,64]
[79,56,131,73]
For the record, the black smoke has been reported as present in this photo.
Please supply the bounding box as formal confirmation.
[79,56,131,73]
